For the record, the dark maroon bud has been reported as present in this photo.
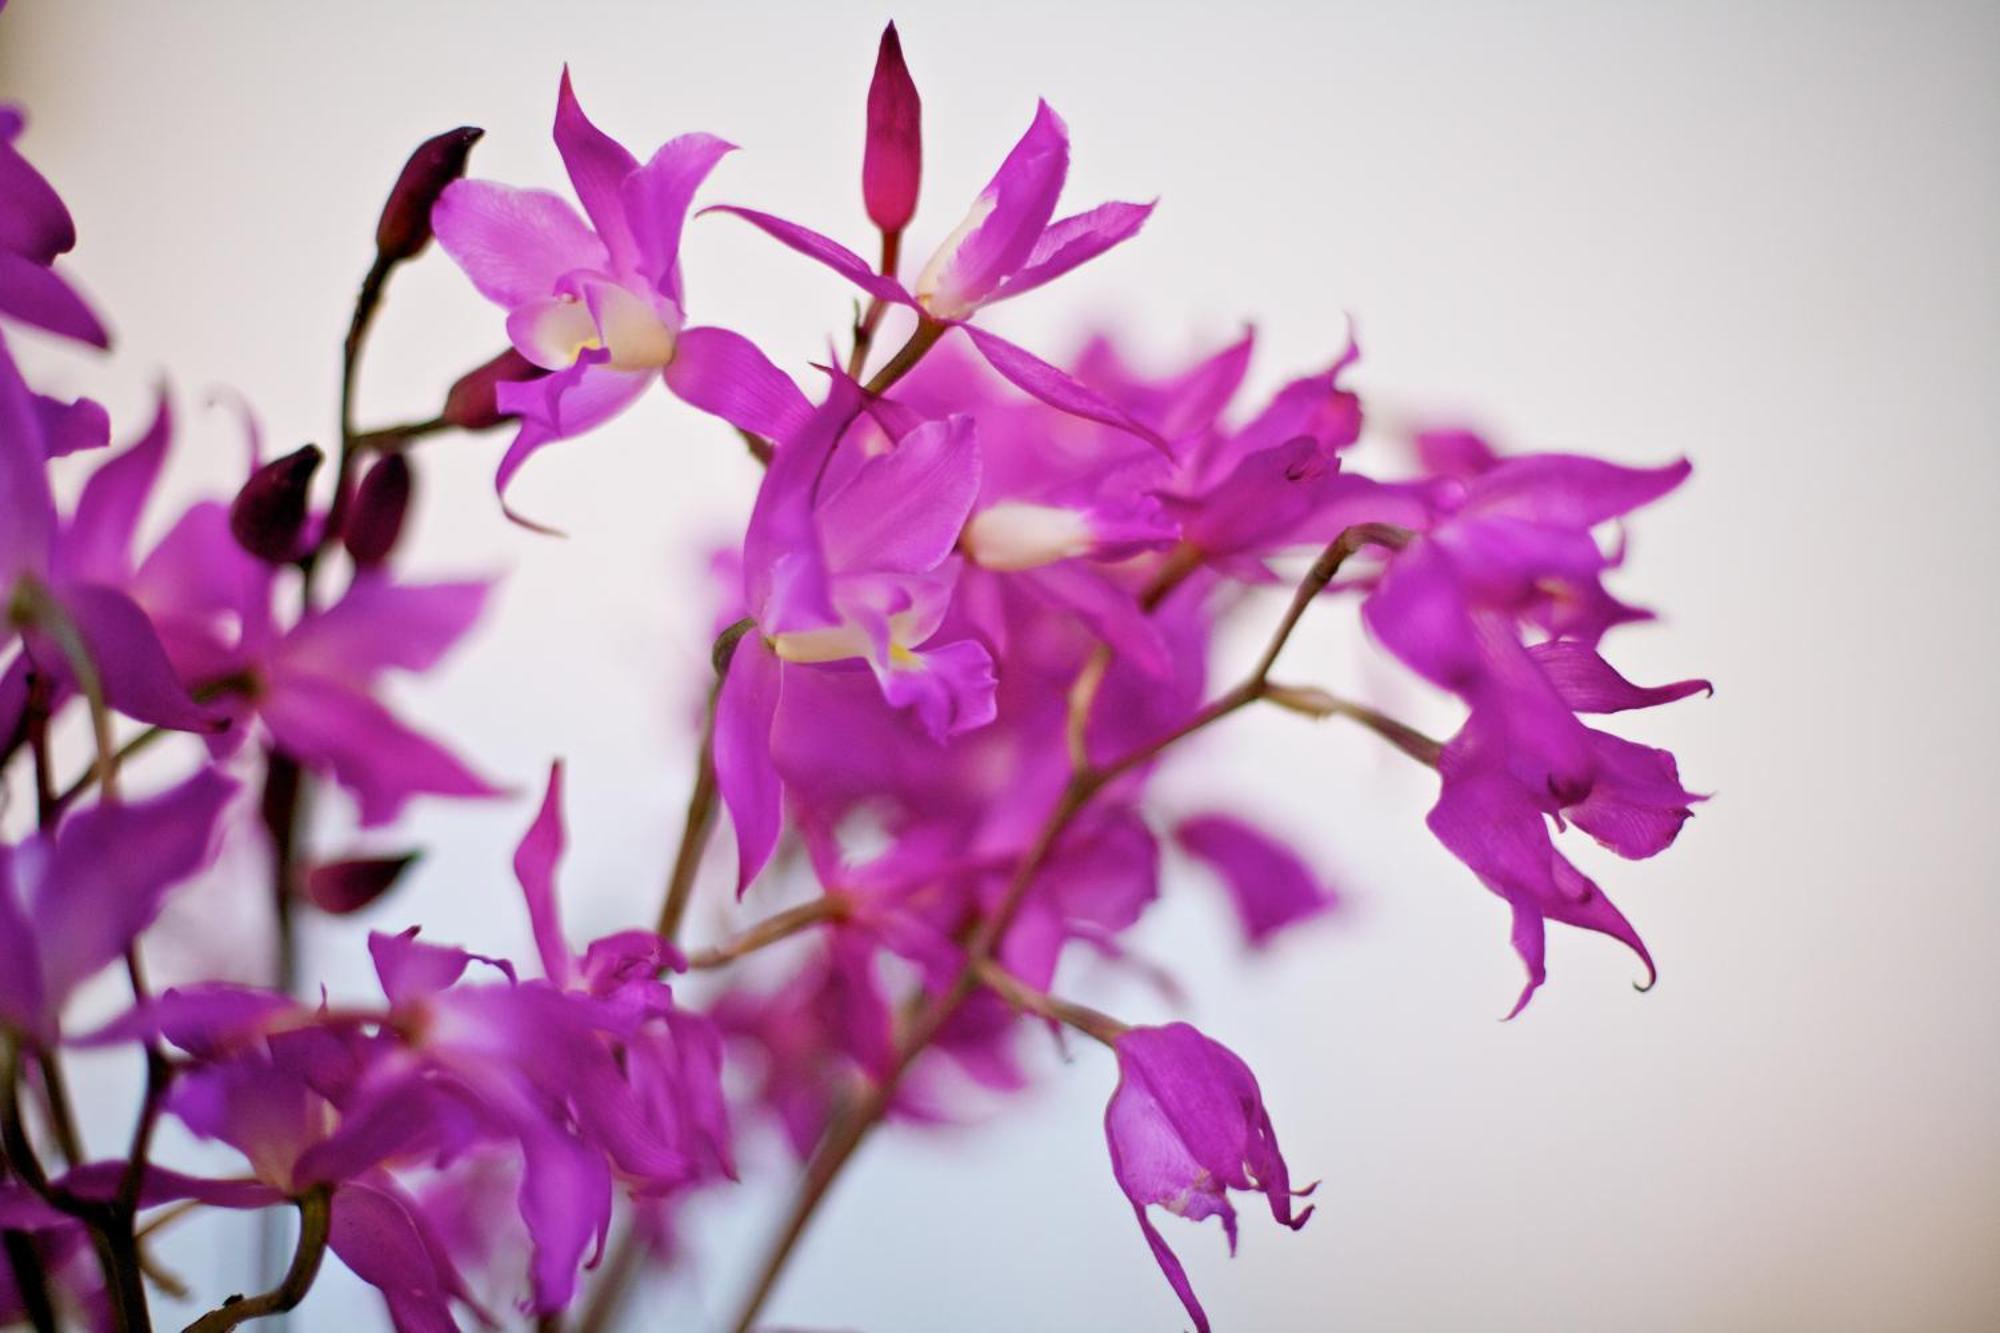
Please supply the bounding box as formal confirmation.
[375,126,483,263]
[441,347,547,430]
[229,444,321,564]
[305,852,422,915]
[342,452,413,568]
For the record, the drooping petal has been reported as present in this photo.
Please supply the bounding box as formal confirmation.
[817,414,980,576]
[664,325,813,443]
[493,356,651,526]
[551,68,642,271]
[989,200,1154,305]
[0,848,45,1035]
[326,1177,464,1333]
[957,323,1169,453]
[1527,640,1711,713]
[1175,813,1338,947]
[29,767,235,1019]
[261,674,500,827]
[1567,729,1703,860]
[702,205,911,305]
[367,927,478,1008]
[713,632,785,895]
[431,179,608,308]
[623,133,735,307]
[915,101,1068,319]
[514,761,572,987]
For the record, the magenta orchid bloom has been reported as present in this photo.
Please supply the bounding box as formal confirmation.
[126,498,499,826]
[714,56,1163,448]
[1365,438,1707,1013]
[434,71,811,524]
[1105,1022,1312,1333]
[714,377,997,892]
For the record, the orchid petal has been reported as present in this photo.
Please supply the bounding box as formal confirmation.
[664,326,813,443]
[552,68,641,271]
[917,101,1068,319]
[514,761,572,987]
[623,133,735,307]
[957,323,1170,454]
[432,180,608,308]
[989,200,1154,305]
[703,205,911,305]
[818,414,980,576]
[1175,813,1338,947]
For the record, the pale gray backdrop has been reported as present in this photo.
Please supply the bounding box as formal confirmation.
[2,2,1995,1330]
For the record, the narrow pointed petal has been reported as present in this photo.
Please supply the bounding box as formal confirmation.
[623,133,735,307]
[863,22,923,234]
[1466,454,1692,527]
[552,68,642,270]
[261,675,499,827]
[713,632,785,895]
[0,250,108,346]
[957,323,1170,453]
[664,325,813,443]
[432,180,608,308]
[61,390,170,583]
[514,761,572,986]
[989,200,1154,304]
[280,576,490,681]
[702,205,911,305]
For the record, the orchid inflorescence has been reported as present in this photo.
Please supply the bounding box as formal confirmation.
[0,21,1706,1333]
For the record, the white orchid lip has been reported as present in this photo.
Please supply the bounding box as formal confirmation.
[509,277,681,373]
[912,192,997,321]
[963,501,1096,571]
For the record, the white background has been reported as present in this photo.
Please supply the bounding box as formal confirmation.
[3,1,1996,1329]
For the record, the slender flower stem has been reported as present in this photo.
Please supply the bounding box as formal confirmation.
[184,1188,332,1333]
[657,692,723,943]
[972,958,1128,1046]
[347,414,449,452]
[684,896,848,971]
[845,229,902,380]
[2,1230,57,1333]
[861,316,945,398]
[726,522,1412,1331]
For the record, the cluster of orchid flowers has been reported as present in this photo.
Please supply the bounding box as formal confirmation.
[0,21,1706,1333]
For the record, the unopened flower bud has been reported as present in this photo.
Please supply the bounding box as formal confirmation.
[342,452,413,568]
[441,348,546,431]
[863,23,921,235]
[306,852,422,915]
[229,444,321,564]
[375,126,484,263]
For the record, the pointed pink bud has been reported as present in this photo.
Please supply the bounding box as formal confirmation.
[305,852,422,915]
[863,22,921,235]
[375,126,484,262]
[440,348,547,431]
[342,452,413,568]
[228,444,321,564]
